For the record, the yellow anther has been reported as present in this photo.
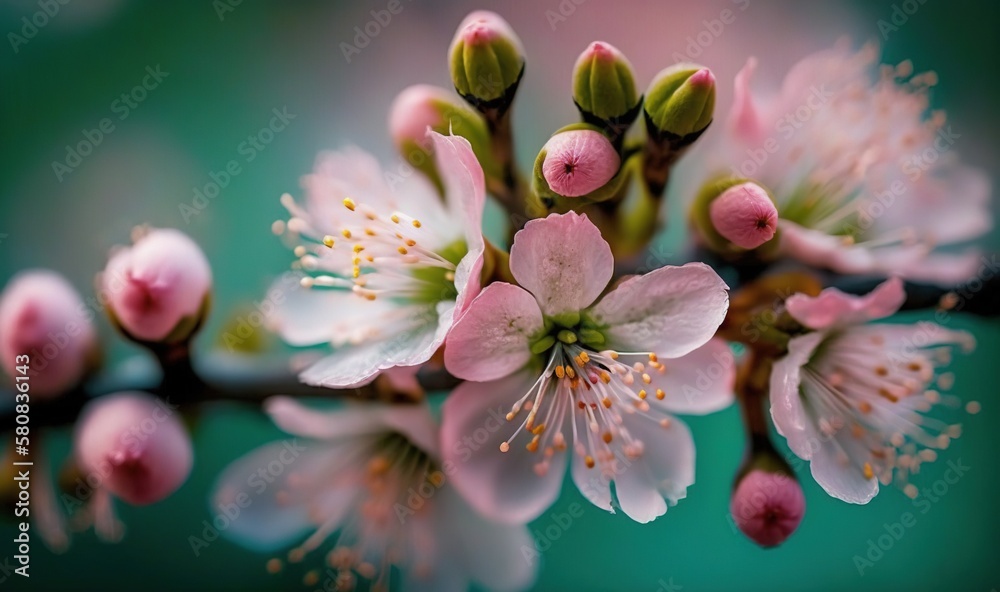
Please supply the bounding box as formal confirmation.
[642,373,652,385]
[602,432,613,444]
[341,229,352,239]
[859,401,873,414]
[364,228,376,236]
[353,244,365,253]
[343,197,356,211]
[398,246,408,255]
[584,455,595,469]
[321,236,335,248]
[352,267,360,279]
[579,351,590,364]
[405,239,416,247]
[655,388,665,400]
[638,389,647,399]
[599,371,611,384]
[366,255,374,262]
[532,424,546,435]
[566,367,576,379]
[412,219,422,228]
[526,437,540,453]
[391,214,400,224]
[601,397,612,409]
[863,462,874,480]
[609,352,619,360]
[555,365,566,379]
[648,353,658,363]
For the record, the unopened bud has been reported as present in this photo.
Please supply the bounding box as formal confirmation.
[710,182,778,249]
[388,84,494,182]
[730,469,805,548]
[102,228,212,344]
[74,392,192,506]
[538,129,620,198]
[572,41,640,134]
[644,64,715,138]
[0,270,97,398]
[449,11,525,110]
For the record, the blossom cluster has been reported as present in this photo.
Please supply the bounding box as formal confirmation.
[0,9,991,592]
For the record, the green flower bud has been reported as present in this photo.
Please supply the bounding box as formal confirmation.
[572,41,641,134]
[644,63,715,137]
[449,11,525,110]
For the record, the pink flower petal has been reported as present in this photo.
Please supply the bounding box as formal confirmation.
[611,412,694,523]
[590,262,729,358]
[509,212,614,317]
[648,338,736,415]
[444,283,544,382]
[441,371,567,524]
[728,57,765,145]
[785,277,904,330]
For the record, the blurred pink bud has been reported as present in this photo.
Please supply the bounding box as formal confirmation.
[710,182,778,249]
[0,270,96,398]
[541,130,620,197]
[730,469,805,547]
[74,392,192,506]
[103,228,212,343]
[388,85,453,148]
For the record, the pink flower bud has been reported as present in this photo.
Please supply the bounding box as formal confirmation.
[0,270,96,398]
[103,228,212,343]
[541,130,620,197]
[74,392,192,506]
[709,182,778,249]
[388,85,455,148]
[730,470,805,547]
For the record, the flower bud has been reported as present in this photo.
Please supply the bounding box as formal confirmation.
[539,129,620,198]
[730,469,805,548]
[0,270,97,398]
[572,41,640,133]
[102,228,212,344]
[74,392,192,505]
[692,177,779,256]
[644,64,715,138]
[709,182,778,249]
[449,11,525,109]
[388,84,494,182]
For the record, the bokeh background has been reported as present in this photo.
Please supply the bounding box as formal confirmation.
[1,1,998,590]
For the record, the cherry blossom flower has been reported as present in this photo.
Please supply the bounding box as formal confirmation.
[211,396,536,592]
[770,277,976,503]
[722,43,991,284]
[441,212,732,523]
[272,132,485,388]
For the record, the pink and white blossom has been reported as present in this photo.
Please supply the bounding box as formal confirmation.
[770,277,975,503]
[721,43,991,284]
[441,212,732,523]
[273,132,486,388]
[211,396,536,592]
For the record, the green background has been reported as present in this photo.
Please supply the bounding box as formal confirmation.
[1,1,997,590]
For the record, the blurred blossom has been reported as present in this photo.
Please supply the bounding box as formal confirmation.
[272,132,485,388]
[0,269,96,398]
[102,228,212,343]
[770,278,976,503]
[730,469,805,548]
[211,395,536,592]
[442,212,732,524]
[74,391,193,505]
[717,43,992,284]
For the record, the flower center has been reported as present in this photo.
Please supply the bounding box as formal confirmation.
[280,195,464,304]
[501,332,676,478]
[267,432,444,590]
